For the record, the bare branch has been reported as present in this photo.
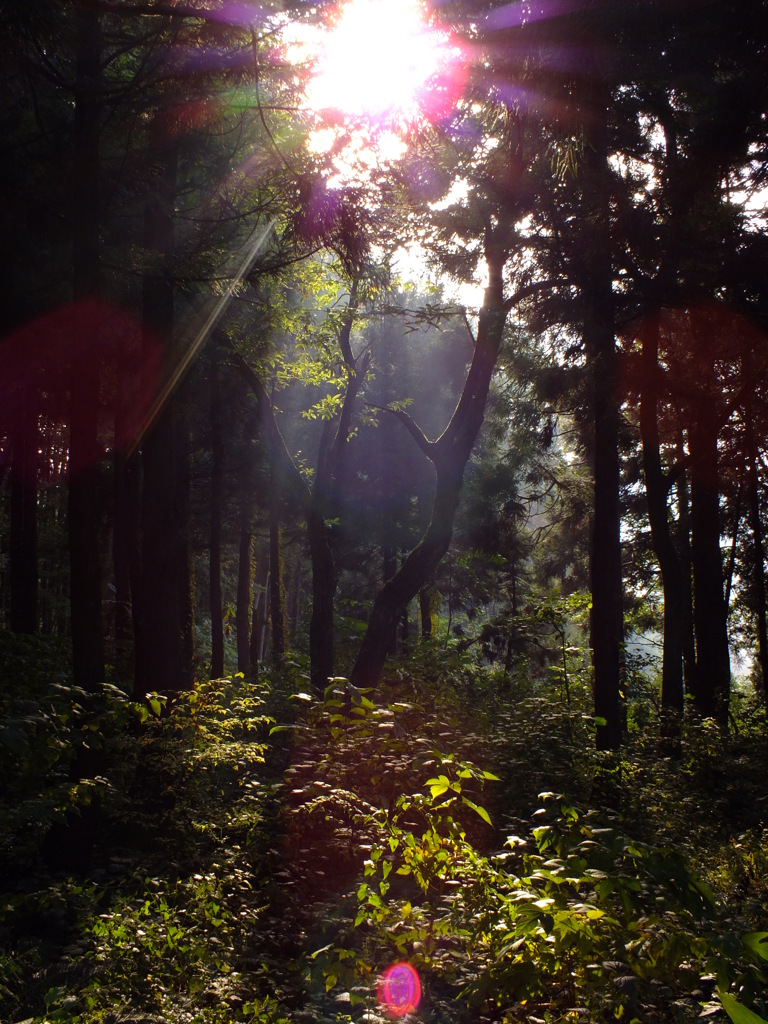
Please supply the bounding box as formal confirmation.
[365,403,435,461]
[502,278,565,314]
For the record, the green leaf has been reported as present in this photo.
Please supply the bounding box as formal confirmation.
[743,932,768,962]
[461,796,492,826]
[719,990,768,1024]
[427,775,451,799]
[268,724,310,735]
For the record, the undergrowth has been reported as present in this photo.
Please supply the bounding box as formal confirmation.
[2,633,768,1024]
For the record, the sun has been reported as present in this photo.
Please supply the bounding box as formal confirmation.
[304,0,457,123]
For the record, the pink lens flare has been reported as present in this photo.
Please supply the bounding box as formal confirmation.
[377,961,421,1017]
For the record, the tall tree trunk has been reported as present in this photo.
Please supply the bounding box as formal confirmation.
[10,384,38,633]
[745,415,768,708]
[176,422,194,681]
[689,398,730,722]
[236,525,253,675]
[269,462,285,663]
[69,6,104,690]
[675,432,697,695]
[112,450,132,656]
[136,116,193,695]
[383,545,399,656]
[581,78,624,750]
[250,563,269,667]
[308,506,336,691]
[113,334,142,665]
[638,318,684,719]
[210,348,225,679]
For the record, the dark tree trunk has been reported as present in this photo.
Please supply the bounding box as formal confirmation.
[250,562,269,667]
[112,450,133,656]
[113,332,143,664]
[308,507,336,691]
[351,468,458,687]
[675,432,697,694]
[581,80,624,751]
[176,428,194,681]
[689,404,730,722]
[69,5,104,690]
[383,546,399,656]
[400,602,410,647]
[236,526,253,675]
[746,417,768,708]
[210,348,225,679]
[10,384,38,633]
[136,118,193,695]
[638,318,684,719]
[269,462,285,662]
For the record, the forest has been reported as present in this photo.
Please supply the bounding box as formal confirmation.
[2,0,768,1022]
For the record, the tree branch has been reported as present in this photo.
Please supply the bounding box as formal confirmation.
[502,277,565,313]
[365,403,435,461]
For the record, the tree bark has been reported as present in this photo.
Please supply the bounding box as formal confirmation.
[581,78,624,751]
[136,115,193,695]
[688,394,730,722]
[112,449,133,657]
[209,347,225,679]
[269,461,285,662]
[745,415,768,708]
[10,384,38,634]
[638,317,684,719]
[236,525,253,675]
[69,5,104,690]
[674,431,697,695]
[113,322,143,667]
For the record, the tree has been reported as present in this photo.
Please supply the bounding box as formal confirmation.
[69,6,106,691]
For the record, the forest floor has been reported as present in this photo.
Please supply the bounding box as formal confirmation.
[2,632,768,1024]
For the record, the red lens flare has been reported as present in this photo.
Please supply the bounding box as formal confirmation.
[377,961,421,1017]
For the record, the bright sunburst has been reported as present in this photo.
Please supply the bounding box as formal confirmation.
[304,0,457,123]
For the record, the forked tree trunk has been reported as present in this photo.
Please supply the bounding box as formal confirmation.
[350,268,509,689]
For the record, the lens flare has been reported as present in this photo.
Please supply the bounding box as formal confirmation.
[377,961,421,1017]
